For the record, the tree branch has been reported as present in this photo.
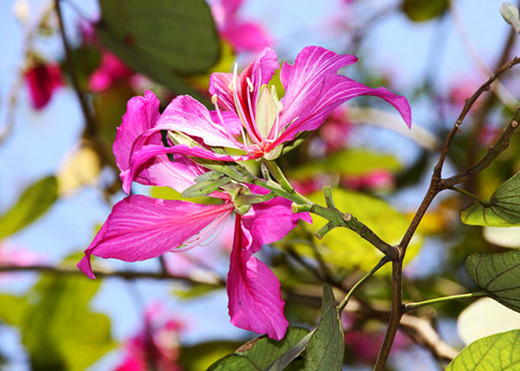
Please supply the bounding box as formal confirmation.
[0,264,225,286]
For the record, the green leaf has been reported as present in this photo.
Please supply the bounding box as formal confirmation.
[182,174,230,198]
[208,327,310,370]
[97,0,220,98]
[0,176,58,239]
[0,294,27,326]
[306,284,344,370]
[402,0,449,22]
[180,341,242,370]
[465,251,520,313]
[283,189,421,271]
[446,330,520,370]
[461,172,520,227]
[288,149,401,180]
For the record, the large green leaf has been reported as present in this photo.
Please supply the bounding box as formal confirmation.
[461,172,520,227]
[97,0,220,98]
[0,176,58,240]
[283,189,421,271]
[305,284,344,370]
[208,327,310,370]
[446,330,520,370]
[465,251,520,313]
[288,149,401,179]
[402,0,449,22]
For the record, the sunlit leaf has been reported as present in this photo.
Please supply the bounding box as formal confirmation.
[483,226,520,248]
[282,189,421,271]
[402,0,449,22]
[446,330,520,370]
[461,172,520,227]
[97,0,220,98]
[457,298,520,345]
[465,251,520,313]
[0,176,58,240]
[208,327,310,370]
[306,284,344,370]
[0,294,27,326]
[288,149,401,179]
[57,140,102,196]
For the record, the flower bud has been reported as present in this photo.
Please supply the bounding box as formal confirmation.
[501,2,520,33]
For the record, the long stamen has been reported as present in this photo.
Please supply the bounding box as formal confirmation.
[229,64,262,147]
[211,94,243,148]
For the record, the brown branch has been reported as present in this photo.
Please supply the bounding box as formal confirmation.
[442,107,520,188]
[0,264,225,286]
[54,0,119,192]
[374,58,520,369]
[433,56,520,181]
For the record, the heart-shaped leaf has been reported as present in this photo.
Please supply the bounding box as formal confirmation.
[461,172,520,227]
[305,284,344,370]
[446,330,520,370]
[208,327,309,370]
[465,251,520,313]
[96,0,220,98]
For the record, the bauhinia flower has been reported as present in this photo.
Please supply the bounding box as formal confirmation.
[122,46,411,184]
[78,91,311,340]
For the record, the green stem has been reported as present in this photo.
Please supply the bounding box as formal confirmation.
[338,257,390,312]
[448,186,487,205]
[404,291,487,312]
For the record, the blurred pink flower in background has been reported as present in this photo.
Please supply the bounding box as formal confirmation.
[341,170,394,191]
[114,302,185,371]
[319,107,354,153]
[0,242,44,283]
[211,0,271,52]
[23,62,64,110]
[88,51,134,92]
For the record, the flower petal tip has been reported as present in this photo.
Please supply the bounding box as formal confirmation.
[77,253,96,279]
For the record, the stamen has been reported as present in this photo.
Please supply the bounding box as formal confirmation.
[211,94,243,147]
[246,77,254,92]
[173,210,231,252]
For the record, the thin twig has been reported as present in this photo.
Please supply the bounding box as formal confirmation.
[442,107,520,188]
[0,264,225,286]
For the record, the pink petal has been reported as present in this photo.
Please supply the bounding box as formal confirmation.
[157,95,242,149]
[114,91,208,193]
[209,48,279,114]
[277,46,412,144]
[227,216,288,340]
[122,144,249,193]
[220,21,271,53]
[77,195,233,278]
[114,90,162,174]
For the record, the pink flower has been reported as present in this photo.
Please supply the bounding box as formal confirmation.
[115,303,185,371]
[211,0,271,53]
[320,107,354,153]
[341,170,394,191]
[24,63,64,110]
[78,91,310,340]
[124,46,411,177]
[89,51,134,92]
